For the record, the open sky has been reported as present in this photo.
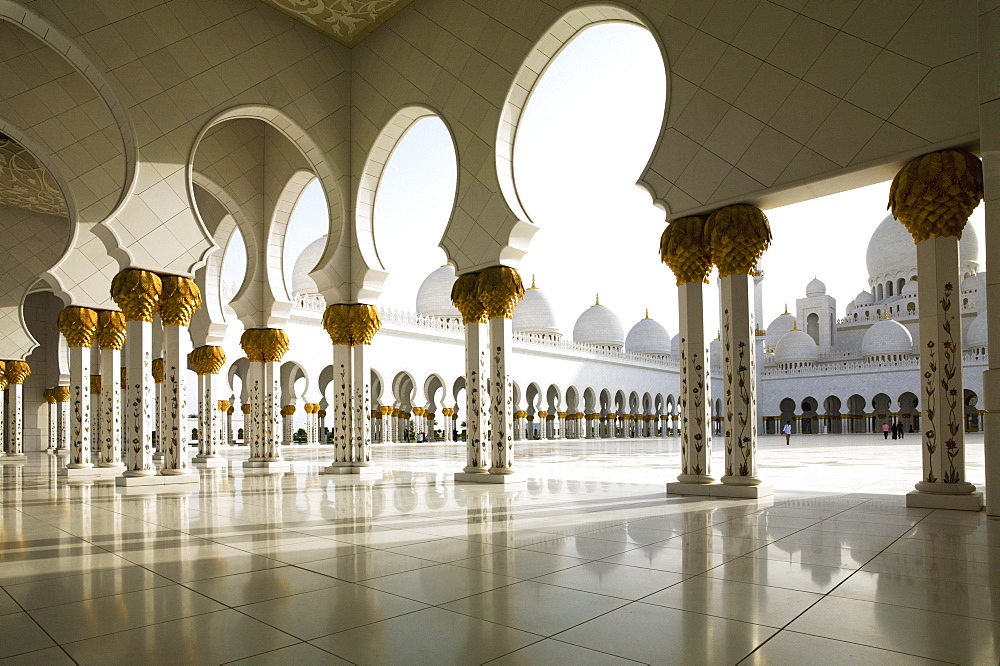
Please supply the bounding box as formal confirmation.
[227,22,986,338]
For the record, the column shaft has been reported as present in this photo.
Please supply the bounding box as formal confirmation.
[161,324,191,474]
[331,344,352,463]
[488,317,514,474]
[720,273,760,485]
[99,348,124,467]
[677,281,713,483]
[123,320,154,477]
[67,346,93,468]
[353,345,374,465]
[463,321,489,473]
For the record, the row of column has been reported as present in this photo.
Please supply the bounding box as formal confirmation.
[0,361,31,459]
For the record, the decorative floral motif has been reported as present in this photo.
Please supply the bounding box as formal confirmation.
[723,307,756,478]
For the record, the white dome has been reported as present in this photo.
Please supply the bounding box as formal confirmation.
[765,312,796,348]
[774,329,819,363]
[866,214,979,287]
[625,314,670,355]
[961,275,979,292]
[416,265,461,319]
[513,282,560,336]
[854,290,875,306]
[967,311,988,349]
[709,338,722,367]
[861,318,913,357]
[901,280,918,297]
[291,237,326,294]
[573,299,624,348]
[670,333,680,358]
[806,277,826,297]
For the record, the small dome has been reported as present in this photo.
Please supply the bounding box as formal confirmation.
[670,333,680,358]
[709,338,722,367]
[625,313,670,355]
[573,297,624,348]
[967,311,988,350]
[774,329,819,363]
[901,280,918,297]
[416,265,461,319]
[513,279,561,336]
[765,311,795,348]
[854,290,875,306]
[291,237,326,294]
[861,318,913,357]
[806,277,826,297]
[961,275,979,292]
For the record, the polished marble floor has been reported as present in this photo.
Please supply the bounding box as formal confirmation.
[0,434,997,664]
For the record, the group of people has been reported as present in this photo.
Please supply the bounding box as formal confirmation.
[881,421,906,440]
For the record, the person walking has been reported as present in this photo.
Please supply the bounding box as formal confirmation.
[891,421,898,440]
[783,421,792,445]
[882,422,890,439]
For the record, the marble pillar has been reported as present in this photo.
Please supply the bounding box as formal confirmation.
[452,273,490,477]
[57,308,98,470]
[96,312,126,469]
[159,276,201,477]
[191,345,225,464]
[44,389,56,452]
[240,328,288,469]
[4,362,30,457]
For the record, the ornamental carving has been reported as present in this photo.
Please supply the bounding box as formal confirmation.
[706,205,771,277]
[0,361,6,391]
[280,405,296,417]
[189,346,226,375]
[451,273,486,324]
[90,375,102,395]
[111,269,162,322]
[159,276,202,326]
[56,307,99,348]
[152,358,164,384]
[323,303,381,345]
[54,386,70,402]
[257,0,413,45]
[242,404,252,414]
[889,149,983,242]
[44,388,56,404]
[240,328,289,362]
[218,400,231,413]
[660,216,712,285]
[96,311,127,350]
[6,361,30,385]
[0,138,67,217]
[477,266,524,319]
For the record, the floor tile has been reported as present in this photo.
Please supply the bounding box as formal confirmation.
[885,537,1000,564]
[533,561,686,600]
[861,550,996,583]
[4,564,173,610]
[298,549,437,582]
[223,642,350,665]
[237,584,427,640]
[660,532,769,557]
[602,542,733,574]
[0,546,130,585]
[519,535,639,559]
[0,612,56,659]
[830,569,1000,621]
[748,541,877,569]
[0,646,75,665]
[310,607,540,663]
[0,589,21,616]
[810,518,914,538]
[705,555,856,593]
[29,584,225,643]
[776,528,897,551]
[740,630,949,665]
[555,602,776,664]
[183,565,346,606]
[486,638,643,665]
[360,562,519,605]
[442,580,629,635]
[453,549,588,579]
[787,595,1000,663]
[243,537,369,564]
[60,609,299,665]
[384,536,505,563]
[643,575,822,627]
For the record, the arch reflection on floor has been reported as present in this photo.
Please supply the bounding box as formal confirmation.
[0,434,995,664]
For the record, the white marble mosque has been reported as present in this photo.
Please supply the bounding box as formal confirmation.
[1,1,1000,663]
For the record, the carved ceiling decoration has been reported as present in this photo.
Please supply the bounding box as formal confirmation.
[0,138,67,218]
[258,0,413,46]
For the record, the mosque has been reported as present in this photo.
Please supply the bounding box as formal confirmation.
[1,1,998,662]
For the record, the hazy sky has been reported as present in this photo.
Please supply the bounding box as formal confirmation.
[226,22,986,338]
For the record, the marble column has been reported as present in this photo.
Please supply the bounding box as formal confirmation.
[152,359,165,460]
[662,216,715,492]
[537,411,548,439]
[890,150,984,510]
[556,412,567,440]
[191,345,225,464]
[57,307,98,470]
[5,362,30,457]
[452,273,490,478]
[96,310,125,470]
[158,276,201,478]
[54,386,70,451]
[982,51,1000,514]
[281,404,295,445]
[90,376,101,453]
[380,406,391,442]
[44,389,56,452]
[240,328,288,469]
[218,401,231,446]
[241,403,251,442]
[318,409,327,443]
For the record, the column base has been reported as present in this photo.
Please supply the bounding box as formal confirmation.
[192,456,229,468]
[667,481,773,499]
[66,462,94,469]
[906,490,983,511]
[321,464,383,476]
[152,452,164,460]
[720,475,763,486]
[115,474,200,487]
[455,472,526,484]
[159,468,195,476]
[243,460,290,471]
[0,454,26,463]
[60,466,121,478]
[97,462,126,469]
[676,474,715,484]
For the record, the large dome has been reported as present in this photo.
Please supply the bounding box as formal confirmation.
[513,281,560,336]
[670,333,680,358]
[866,214,979,287]
[416,265,460,319]
[624,313,670,355]
[774,329,819,363]
[861,318,913,357]
[967,311,988,350]
[290,237,326,295]
[573,298,624,348]
[765,311,795,348]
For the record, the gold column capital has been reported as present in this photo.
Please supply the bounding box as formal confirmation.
[159,275,202,326]
[0,361,6,391]
[242,404,252,414]
[349,304,381,345]
[53,385,70,402]
[227,405,235,415]
[889,149,983,242]
[110,269,162,322]
[557,411,567,418]
[218,400,230,412]
[451,272,486,324]
[56,306,99,347]
[477,266,524,319]
[96,310,126,350]
[660,216,712,285]
[322,303,351,346]
[537,410,548,419]
[240,328,289,363]
[280,405,296,417]
[189,345,226,375]
[152,358,164,384]
[90,375,101,394]
[381,406,393,415]
[43,388,56,404]
[317,409,326,418]
[706,204,772,277]
[5,360,30,385]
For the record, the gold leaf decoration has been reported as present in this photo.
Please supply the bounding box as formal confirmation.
[660,216,712,285]
[96,310,127,350]
[348,304,381,345]
[54,386,70,402]
[280,405,296,417]
[240,328,290,363]
[152,358,164,384]
[6,360,31,385]
[189,345,226,375]
[888,149,984,242]
[706,204,772,277]
[0,361,6,391]
[110,269,162,322]
[159,276,202,326]
[242,403,252,414]
[450,272,486,324]
[322,304,352,346]
[477,266,524,319]
[56,307,99,348]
